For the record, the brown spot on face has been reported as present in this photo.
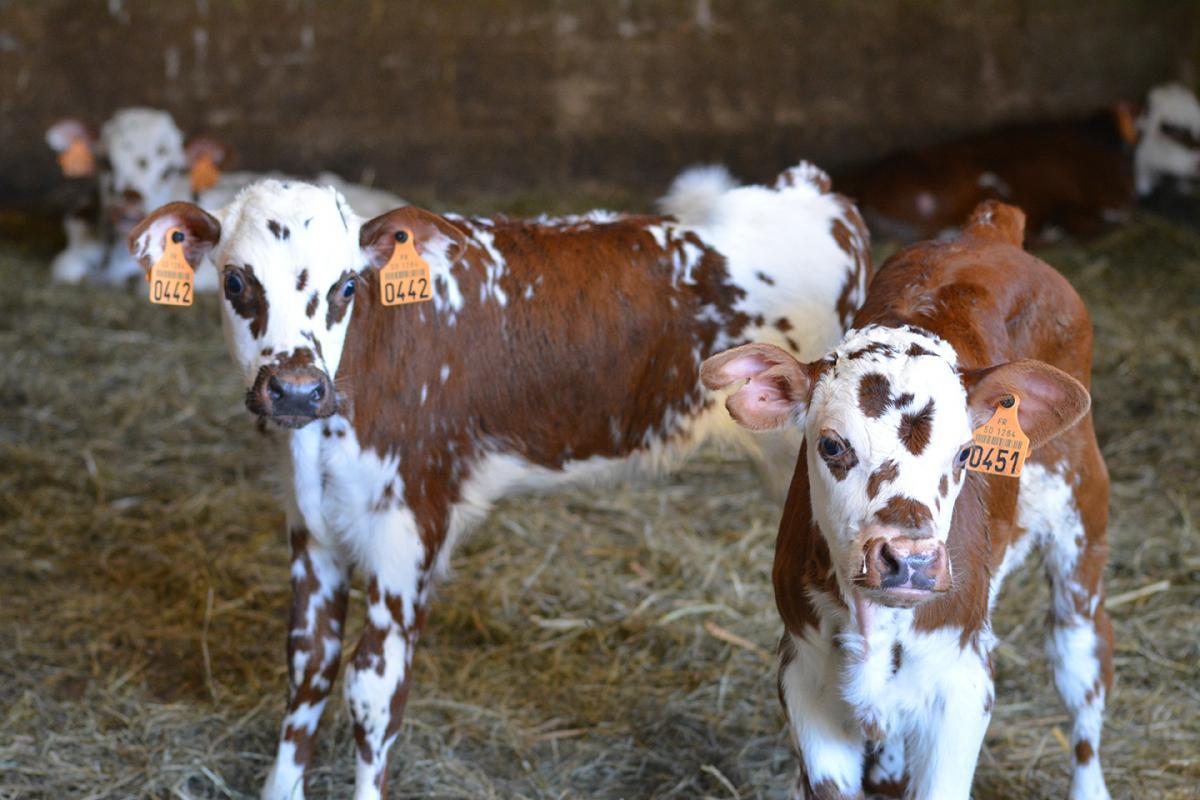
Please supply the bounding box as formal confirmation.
[892,392,915,409]
[907,342,935,357]
[939,475,949,496]
[898,398,935,456]
[755,271,775,286]
[858,373,892,418]
[261,346,273,356]
[1075,740,1094,765]
[775,317,794,333]
[875,496,934,531]
[785,336,800,352]
[296,269,308,291]
[268,219,290,240]
[228,265,269,338]
[891,642,902,674]
[306,291,319,318]
[846,341,894,360]
[867,460,899,499]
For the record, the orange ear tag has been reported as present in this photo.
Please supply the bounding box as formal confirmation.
[59,138,95,177]
[379,229,432,306]
[148,227,195,307]
[190,153,221,193]
[966,395,1029,478]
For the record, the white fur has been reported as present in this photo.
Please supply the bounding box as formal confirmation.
[1135,82,1200,195]
[658,164,737,227]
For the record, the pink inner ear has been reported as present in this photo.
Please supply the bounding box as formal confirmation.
[726,371,798,430]
[714,352,779,383]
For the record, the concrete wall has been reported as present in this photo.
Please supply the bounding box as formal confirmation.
[1,0,1197,212]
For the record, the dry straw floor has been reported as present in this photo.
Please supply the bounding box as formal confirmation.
[1,207,1198,799]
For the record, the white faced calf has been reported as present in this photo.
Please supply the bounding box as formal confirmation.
[703,201,1112,800]
[128,169,870,799]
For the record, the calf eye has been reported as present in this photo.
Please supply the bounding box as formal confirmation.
[341,278,356,299]
[818,436,845,458]
[225,271,244,297]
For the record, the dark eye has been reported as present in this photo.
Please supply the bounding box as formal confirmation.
[341,278,356,299]
[818,435,845,458]
[224,271,244,296]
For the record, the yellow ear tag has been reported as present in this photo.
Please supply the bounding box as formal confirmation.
[59,137,95,177]
[379,229,432,306]
[190,153,221,194]
[148,227,195,307]
[966,395,1029,477]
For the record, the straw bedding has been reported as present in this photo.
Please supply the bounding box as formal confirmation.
[0,202,1197,799]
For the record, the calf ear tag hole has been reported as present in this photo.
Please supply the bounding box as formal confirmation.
[380,228,432,306]
[966,395,1028,478]
[148,226,195,307]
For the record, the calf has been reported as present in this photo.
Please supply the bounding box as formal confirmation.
[126,164,870,799]
[837,109,1137,242]
[702,201,1111,800]
[1134,82,1200,196]
[46,107,403,288]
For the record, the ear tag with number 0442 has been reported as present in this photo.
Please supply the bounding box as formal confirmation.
[148,227,195,307]
[379,229,432,306]
[966,395,1029,478]
[190,153,221,194]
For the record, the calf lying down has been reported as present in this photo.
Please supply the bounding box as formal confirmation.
[703,201,1112,800]
[47,108,403,289]
[127,163,870,799]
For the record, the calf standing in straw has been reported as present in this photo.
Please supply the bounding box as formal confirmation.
[126,162,869,799]
[702,201,1112,799]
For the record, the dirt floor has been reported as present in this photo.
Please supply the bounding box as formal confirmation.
[1,201,1198,799]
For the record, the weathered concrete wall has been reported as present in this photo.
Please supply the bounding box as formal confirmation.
[1,0,1197,211]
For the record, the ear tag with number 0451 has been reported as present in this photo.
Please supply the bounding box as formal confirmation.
[148,227,195,307]
[379,229,432,306]
[190,153,221,194]
[966,395,1029,478]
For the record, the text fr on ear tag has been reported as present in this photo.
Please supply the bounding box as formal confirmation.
[379,228,432,306]
[148,227,195,307]
[966,394,1029,477]
[190,153,220,194]
[60,137,95,177]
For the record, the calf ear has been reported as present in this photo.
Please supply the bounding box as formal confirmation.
[46,118,99,177]
[127,202,222,275]
[1113,100,1140,145]
[359,207,469,270]
[963,359,1091,449]
[700,343,817,431]
[185,135,233,169]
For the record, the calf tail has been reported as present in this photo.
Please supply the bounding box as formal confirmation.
[658,164,736,227]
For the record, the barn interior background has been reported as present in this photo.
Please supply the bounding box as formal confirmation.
[1,2,1199,799]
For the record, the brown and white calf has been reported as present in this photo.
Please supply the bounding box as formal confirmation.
[126,164,870,799]
[702,201,1112,799]
[47,107,403,288]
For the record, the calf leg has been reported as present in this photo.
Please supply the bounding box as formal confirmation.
[777,632,866,799]
[1041,453,1113,800]
[903,657,992,800]
[345,509,432,800]
[262,527,350,800]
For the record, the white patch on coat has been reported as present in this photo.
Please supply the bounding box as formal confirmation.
[1135,82,1200,195]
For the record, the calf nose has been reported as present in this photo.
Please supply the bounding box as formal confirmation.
[268,374,326,417]
[250,367,335,427]
[862,536,951,597]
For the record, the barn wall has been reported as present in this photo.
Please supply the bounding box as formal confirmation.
[1,0,1197,211]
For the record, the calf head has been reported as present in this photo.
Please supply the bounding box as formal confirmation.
[128,180,466,429]
[1135,83,1200,193]
[702,326,1090,610]
[47,108,229,235]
